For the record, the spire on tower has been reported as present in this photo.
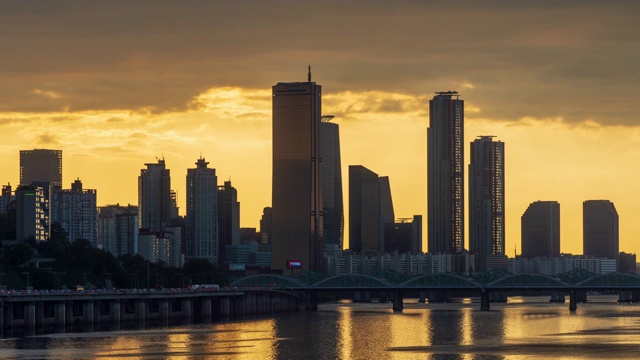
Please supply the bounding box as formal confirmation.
[308,63,311,82]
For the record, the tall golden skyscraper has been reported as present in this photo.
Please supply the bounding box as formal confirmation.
[271,71,323,273]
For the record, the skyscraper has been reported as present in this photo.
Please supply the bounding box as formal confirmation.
[271,72,323,272]
[583,200,618,260]
[19,149,62,188]
[218,180,239,264]
[98,204,138,256]
[138,159,172,233]
[469,136,505,256]
[186,157,219,265]
[349,165,394,254]
[50,178,97,245]
[320,116,344,250]
[521,201,560,258]
[427,91,464,254]
[349,165,381,254]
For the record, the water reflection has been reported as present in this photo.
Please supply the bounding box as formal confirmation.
[2,296,640,359]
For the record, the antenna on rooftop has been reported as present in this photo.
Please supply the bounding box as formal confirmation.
[308,63,311,82]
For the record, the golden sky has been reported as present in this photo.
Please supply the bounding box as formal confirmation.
[1,1,639,256]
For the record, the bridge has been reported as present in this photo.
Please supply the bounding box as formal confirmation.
[230,270,640,312]
[0,288,298,333]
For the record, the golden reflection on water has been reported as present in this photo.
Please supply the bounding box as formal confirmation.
[212,319,277,359]
[337,304,353,360]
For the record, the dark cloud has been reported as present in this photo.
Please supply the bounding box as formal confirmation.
[0,1,639,125]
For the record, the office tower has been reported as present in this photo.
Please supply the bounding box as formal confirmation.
[20,149,63,188]
[427,91,464,254]
[583,200,618,260]
[138,158,172,233]
[186,157,219,265]
[271,73,323,272]
[0,183,13,213]
[349,165,379,254]
[349,165,395,254]
[321,117,344,250]
[411,215,423,254]
[260,207,272,245]
[469,136,505,256]
[50,178,97,245]
[521,201,560,258]
[16,185,48,241]
[98,204,138,256]
[218,180,239,264]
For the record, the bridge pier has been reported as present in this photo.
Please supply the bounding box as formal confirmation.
[569,290,577,311]
[135,300,146,322]
[111,300,121,325]
[480,291,490,311]
[25,301,36,327]
[305,291,318,311]
[392,290,403,312]
[418,291,426,304]
[550,291,565,303]
[84,300,94,324]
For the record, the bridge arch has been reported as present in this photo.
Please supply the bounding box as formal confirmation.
[487,273,568,288]
[230,274,307,288]
[312,274,391,288]
[400,273,482,289]
[576,273,640,288]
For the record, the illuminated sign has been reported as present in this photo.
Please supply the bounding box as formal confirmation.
[286,260,303,269]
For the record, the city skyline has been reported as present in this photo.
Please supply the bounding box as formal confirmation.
[1,2,640,256]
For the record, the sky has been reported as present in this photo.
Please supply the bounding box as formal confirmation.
[1,1,640,256]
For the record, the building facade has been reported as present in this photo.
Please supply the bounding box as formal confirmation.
[50,179,97,245]
[0,183,13,213]
[138,159,172,233]
[521,201,560,258]
[469,136,505,257]
[427,91,464,254]
[583,200,619,260]
[19,149,63,188]
[16,185,48,241]
[186,157,219,265]
[320,118,344,250]
[271,77,323,272]
[98,204,138,257]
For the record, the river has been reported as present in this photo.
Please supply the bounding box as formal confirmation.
[1,295,640,359]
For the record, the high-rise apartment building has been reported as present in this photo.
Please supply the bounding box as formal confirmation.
[50,179,97,245]
[16,185,48,241]
[186,157,219,265]
[271,74,323,272]
[320,117,344,250]
[583,200,619,260]
[98,204,138,256]
[469,136,505,256]
[427,91,464,254]
[521,201,560,258]
[20,149,62,188]
[218,180,239,264]
[138,159,172,233]
[349,165,395,255]
[0,183,13,214]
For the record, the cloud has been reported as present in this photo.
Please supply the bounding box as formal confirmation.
[33,89,62,99]
[0,1,638,126]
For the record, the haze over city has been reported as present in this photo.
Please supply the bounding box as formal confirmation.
[1,1,640,256]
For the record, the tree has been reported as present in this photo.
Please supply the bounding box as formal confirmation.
[4,243,34,267]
